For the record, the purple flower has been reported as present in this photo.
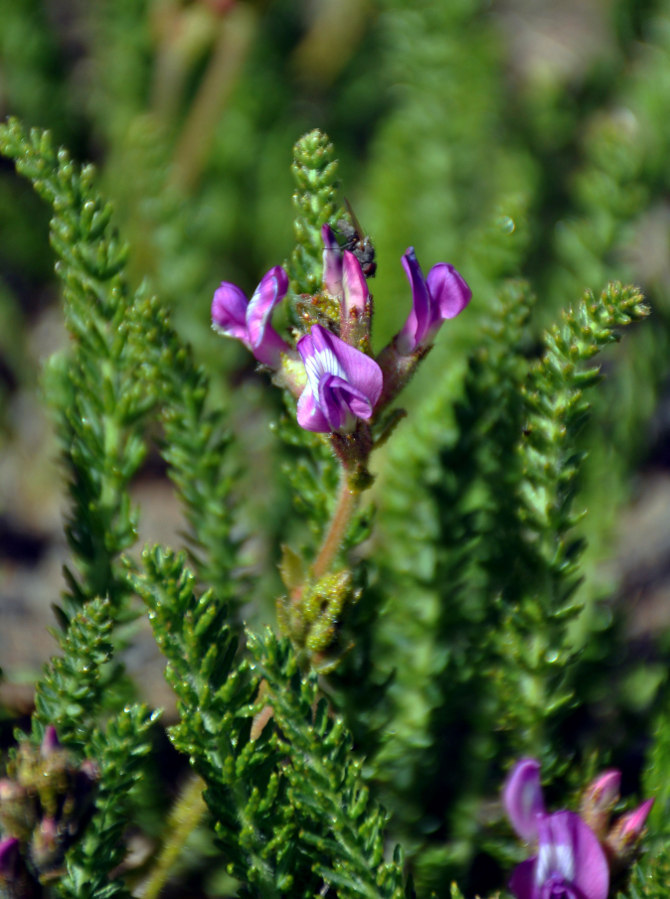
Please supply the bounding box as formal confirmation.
[396,248,471,354]
[509,812,610,899]
[321,224,369,317]
[296,324,382,433]
[504,760,609,899]
[212,266,290,367]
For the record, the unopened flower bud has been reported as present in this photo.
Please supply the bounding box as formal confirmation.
[579,769,621,838]
[605,798,654,867]
[0,780,35,840]
[30,817,60,872]
[40,727,61,758]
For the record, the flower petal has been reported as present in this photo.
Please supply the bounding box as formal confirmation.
[246,266,289,365]
[318,373,376,432]
[297,329,346,398]
[426,263,472,323]
[397,247,431,353]
[322,224,343,297]
[212,281,250,344]
[309,324,382,409]
[539,812,609,899]
[297,386,330,432]
[342,250,369,316]
[504,758,546,843]
[508,859,537,899]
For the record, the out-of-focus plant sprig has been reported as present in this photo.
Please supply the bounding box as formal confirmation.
[0,119,150,622]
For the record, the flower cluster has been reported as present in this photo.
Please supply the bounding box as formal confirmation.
[211,223,471,440]
[0,727,99,896]
[503,759,654,899]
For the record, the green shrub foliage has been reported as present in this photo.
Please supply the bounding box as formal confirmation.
[1,4,669,897]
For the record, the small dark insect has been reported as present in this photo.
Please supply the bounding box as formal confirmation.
[337,198,377,279]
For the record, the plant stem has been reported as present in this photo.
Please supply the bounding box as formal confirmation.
[170,3,257,193]
[139,774,207,899]
[312,474,358,580]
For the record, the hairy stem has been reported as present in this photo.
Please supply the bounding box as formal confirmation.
[312,474,358,580]
[139,774,207,899]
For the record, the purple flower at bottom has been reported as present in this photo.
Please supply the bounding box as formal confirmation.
[504,760,609,899]
[296,324,382,433]
[509,812,609,899]
[396,248,471,354]
[212,266,289,367]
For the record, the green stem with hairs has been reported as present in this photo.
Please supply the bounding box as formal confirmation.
[139,774,207,899]
[312,473,359,581]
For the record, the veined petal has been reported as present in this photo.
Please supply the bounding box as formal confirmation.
[295,324,382,433]
[342,249,369,316]
[212,281,250,344]
[246,266,289,365]
[397,247,431,353]
[311,325,382,408]
[504,759,546,843]
[318,373,375,432]
[536,814,576,885]
[297,328,346,399]
[426,263,472,324]
[322,224,343,297]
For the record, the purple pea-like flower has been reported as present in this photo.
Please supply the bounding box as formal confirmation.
[296,324,382,433]
[504,759,609,899]
[321,224,369,318]
[212,266,290,367]
[396,247,471,354]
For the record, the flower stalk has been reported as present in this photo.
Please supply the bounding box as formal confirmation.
[312,473,358,581]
